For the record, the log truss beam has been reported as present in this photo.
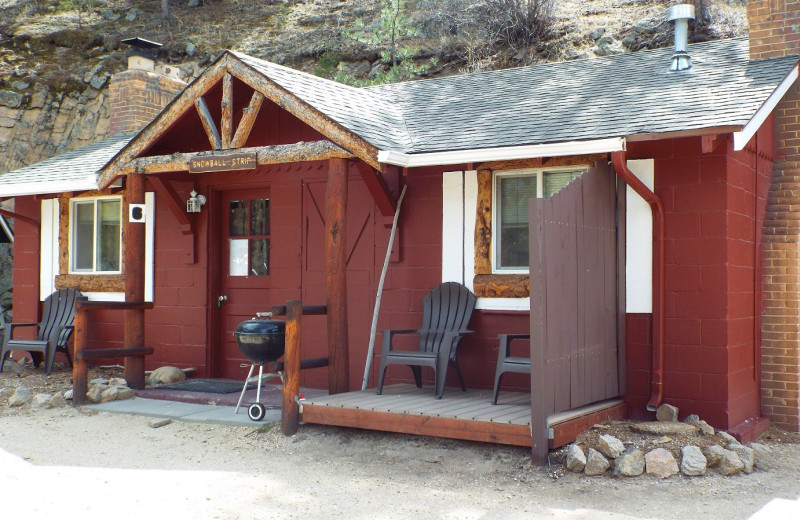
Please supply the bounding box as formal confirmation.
[117,141,356,176]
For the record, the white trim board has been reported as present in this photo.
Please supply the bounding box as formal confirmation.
[734,64,799,150]
[625,159,654,313]
[382,138,626,168]
[442,170,530,311]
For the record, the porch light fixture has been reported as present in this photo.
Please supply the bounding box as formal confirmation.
[187,189,206,213]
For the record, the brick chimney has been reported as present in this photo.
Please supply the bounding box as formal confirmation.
[748,0,800,59]
[108,38,186,136]
[754,1,800,432]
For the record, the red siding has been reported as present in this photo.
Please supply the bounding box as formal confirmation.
[625,129,768,430]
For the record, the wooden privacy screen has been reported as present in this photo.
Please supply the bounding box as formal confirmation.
[528,161,623,458]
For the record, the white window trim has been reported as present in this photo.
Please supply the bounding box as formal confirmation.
[491,166,588,274]
[40,193,155,302]
[69,195,123,275]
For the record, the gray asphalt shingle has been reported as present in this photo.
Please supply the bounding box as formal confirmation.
[0,134,134,195]
[236,37,797,155]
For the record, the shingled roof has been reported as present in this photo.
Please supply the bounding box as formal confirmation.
[235,37,796,156]
[0,134,134,197]
[2,36,798,196]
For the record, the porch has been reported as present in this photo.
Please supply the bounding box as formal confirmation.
[300,383,627,449]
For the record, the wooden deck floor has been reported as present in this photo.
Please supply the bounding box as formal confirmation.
[301,384,533,447]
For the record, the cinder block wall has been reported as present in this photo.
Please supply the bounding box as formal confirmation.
[751,0,800,431]
[108,70,184,137]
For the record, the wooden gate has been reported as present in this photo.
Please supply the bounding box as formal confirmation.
[528,161,624,459]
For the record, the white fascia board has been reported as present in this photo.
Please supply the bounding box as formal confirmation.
[0,177,99,198]
[734,63,799,151]
[378,137,627,168]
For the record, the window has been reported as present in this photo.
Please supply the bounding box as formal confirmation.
[70,197,122,273]
[493,167,585,271]
[229,198,270,276]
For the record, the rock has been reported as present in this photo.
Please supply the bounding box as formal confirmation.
[0,90,24,109]
[1,359,24,375]
[32,393,52,408]
[148,418,172,428]
[698,420,715,436]
[729,445,755,474]
[631,422,698,435]
[8,386,32,406]
[684,414,700,425]
[680,445,707,476]
[125,8,142,22]
[188,0,200,7]
[64,389,74,401]
[100,387,120,403]
[748,442,773,471]
[645,448,679,479]
[584,448,610,477]
[48,393,67,408]
[565,444,586,472]
[718,431,740,446]
[149,366,186,384]
[656,403,679,422]
[590,27,606,41]
[90,73,109,90]
[11,80,30,91]
[597,434,625,459]
[90,378,109,386]
[703,445,725,467]
[613,449,645,477]
[100,8,121,21]
[109,378,127,386]
[186,43,197,57]
[715,448,745,476]
[652,436,672,445]
[85,387,103,404]
[115,386,136,400]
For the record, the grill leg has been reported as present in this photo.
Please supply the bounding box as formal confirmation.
[255,364,264,405]
[235,364,256,414]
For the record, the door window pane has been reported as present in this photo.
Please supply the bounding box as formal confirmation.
[249,239,269,276]
[251,199,270,236]
[229,239,249,276]
[229,200,248,237]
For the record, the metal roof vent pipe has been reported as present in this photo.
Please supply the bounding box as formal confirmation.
[668,4,695,71]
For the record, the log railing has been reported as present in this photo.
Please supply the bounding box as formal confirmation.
[271,301,327,436]
[73,300,154,404]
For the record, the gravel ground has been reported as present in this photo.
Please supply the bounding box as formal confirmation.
[2,362,800,519]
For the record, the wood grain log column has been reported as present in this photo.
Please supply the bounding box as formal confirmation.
[124,173,146,389]
[282,300,302,436]
[325,158,349,394]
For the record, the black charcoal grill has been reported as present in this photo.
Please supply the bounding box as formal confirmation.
[233,312,285,421]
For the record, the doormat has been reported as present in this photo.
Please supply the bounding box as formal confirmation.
[157,379,253,394]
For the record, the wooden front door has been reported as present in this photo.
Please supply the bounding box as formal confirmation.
[217,188,272,379]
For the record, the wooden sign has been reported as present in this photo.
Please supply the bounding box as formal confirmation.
[188,152,257,173]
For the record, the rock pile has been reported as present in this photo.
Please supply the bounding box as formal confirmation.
[566,403,772,478]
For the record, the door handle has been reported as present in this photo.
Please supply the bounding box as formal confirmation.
[217,295,228,308]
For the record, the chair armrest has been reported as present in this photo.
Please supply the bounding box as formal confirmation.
[5,323,40,339]
[498,333,531,358]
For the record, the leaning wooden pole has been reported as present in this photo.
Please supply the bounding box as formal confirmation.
[282,300,302,436]
[124,173,147,389]
[72,305,89,404]
[325,158,349,395]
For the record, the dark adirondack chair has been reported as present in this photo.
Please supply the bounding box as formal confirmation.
[0,288,83,375]
[376,282,476,399]
[492,333,531,404]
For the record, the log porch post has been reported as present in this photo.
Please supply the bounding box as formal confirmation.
[325,158,349,394]
[124,173,146,388]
